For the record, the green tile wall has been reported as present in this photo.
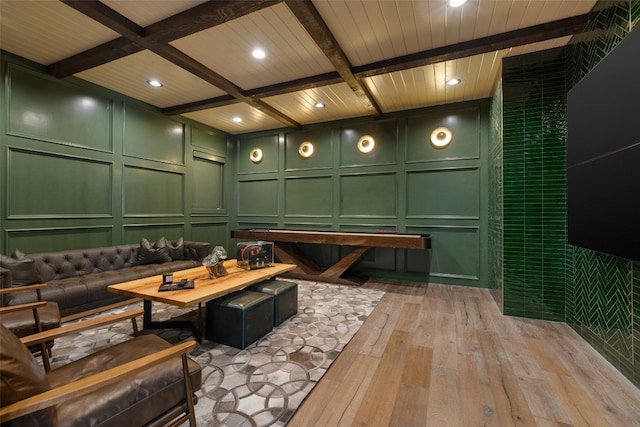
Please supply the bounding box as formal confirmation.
[500,0,639,387]
[564,0,639,388]
[502,47,567,321]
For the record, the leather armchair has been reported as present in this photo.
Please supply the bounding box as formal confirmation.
[0,283,61,370]
[0,309,202,427]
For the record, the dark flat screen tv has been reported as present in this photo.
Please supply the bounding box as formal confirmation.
[567,24,640,262]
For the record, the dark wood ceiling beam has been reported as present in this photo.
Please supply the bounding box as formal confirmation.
[284,0,383,119]
[164,95,238,116]
[50,0,281,78]
[60,0,300,129]
[354,14,590,78]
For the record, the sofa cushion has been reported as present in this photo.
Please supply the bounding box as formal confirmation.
[159,237,185,260]
[0,249,41,286]
[136,238,171,265]
[0,324,56,427]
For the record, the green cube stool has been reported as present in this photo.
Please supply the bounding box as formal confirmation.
[248,279,298,326]
[205,290,274,349]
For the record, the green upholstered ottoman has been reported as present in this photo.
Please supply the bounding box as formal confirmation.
[205,290,274,349]
[248,279,298,326]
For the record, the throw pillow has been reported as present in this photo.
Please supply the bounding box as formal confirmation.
[158,236,185,261]
[0,249,42,286]
[136,238,171,265]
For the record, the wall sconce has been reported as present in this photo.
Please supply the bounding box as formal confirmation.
[357,135,375,153]
[298,141,314,158]
[430,127,452,148]
[249,148,263,163]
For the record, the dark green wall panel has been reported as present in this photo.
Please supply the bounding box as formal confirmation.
[7,148,111,217]
[340,119,397,167]
[237,134,279,174]
[406,167,479,219]
[284,176,332,217]
[339,173,396,218]
[4,227,113,253]
[7,64,111,151]
[284,129,333,170]
[192,153,225,213]
[191,125,227,154]
[123,166,184,216]
[192,222,230,250]
[237,179,279,217]
[123,104,185,164]
[424,226,480,281]
[123,224,185,245]
[405,105,481,162]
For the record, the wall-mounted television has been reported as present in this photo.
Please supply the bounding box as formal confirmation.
[567,24,640,262]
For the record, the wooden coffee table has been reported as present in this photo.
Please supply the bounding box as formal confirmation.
[108,260,296,342]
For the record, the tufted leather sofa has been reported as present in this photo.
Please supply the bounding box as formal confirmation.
[1,241,209,318]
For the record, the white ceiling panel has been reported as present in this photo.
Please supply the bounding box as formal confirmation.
[75,50,226,108]
[181,103,284,135]
[102,0,207,27]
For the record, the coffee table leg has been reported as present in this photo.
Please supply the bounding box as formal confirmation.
[143,300,153,329]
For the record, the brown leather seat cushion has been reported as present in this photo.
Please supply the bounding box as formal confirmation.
[0,323,202,427]
[1,302,60,337]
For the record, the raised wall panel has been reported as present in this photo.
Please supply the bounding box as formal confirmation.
[123,223,185,245]
[284,176,332,217]
[192,222,230,249]
[123,165,184,217]
[284,129,333,171]
[237,179,279,217]
[340,173,397,218]
[340,119,397,167]
[406,167,480,219]
[192,152,225,214]
[237,134,279,174]
[414,226,479,281]
[191,125,228,154]
[405,104,481,162]
[7,148,112,218]
[123,104,185,164]
[6,65,112,152]
[4,226,113,253]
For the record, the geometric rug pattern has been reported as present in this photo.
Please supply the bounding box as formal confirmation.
[48,280,384,426]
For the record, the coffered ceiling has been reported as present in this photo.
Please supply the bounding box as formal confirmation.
[0,0,596,134]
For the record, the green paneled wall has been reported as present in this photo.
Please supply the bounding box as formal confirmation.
[234,100,489,287]
[499,0,640,387]
[0,53,232,254]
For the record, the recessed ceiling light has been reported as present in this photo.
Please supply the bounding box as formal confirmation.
[252,48,266,59]
[147,79,163,87]
[315,102,325,108]
[449,0,467,7]
[232,116,243,123]
[447,77,461,86]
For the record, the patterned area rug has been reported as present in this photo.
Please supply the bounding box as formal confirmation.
[49,280,384,426]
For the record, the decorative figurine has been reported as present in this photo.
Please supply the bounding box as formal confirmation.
[212,246,228,276]
[202,253,219,279]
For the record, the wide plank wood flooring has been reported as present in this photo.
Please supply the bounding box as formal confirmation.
[288,279,640,427]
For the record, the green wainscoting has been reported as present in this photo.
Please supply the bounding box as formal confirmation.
[0,53,233,254]
[234,100,489,287]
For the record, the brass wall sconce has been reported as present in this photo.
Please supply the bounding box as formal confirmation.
[249,148,263,163]
[298,141,314,158]
[430,127,452,148]
[357,135,375,153]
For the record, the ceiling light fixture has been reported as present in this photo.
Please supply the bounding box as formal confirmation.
[447,77,461,86]
[314,102,325,109]
[449,0,467,7]
[252,48,266,59]
[147,79,163,87]
[232,116,242,123]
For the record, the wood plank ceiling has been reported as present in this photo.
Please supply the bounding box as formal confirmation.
[0,0,596,134]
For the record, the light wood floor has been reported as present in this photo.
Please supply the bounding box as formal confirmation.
[288,279,640,427]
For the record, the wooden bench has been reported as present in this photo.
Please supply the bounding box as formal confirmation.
[231,229,431,286]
